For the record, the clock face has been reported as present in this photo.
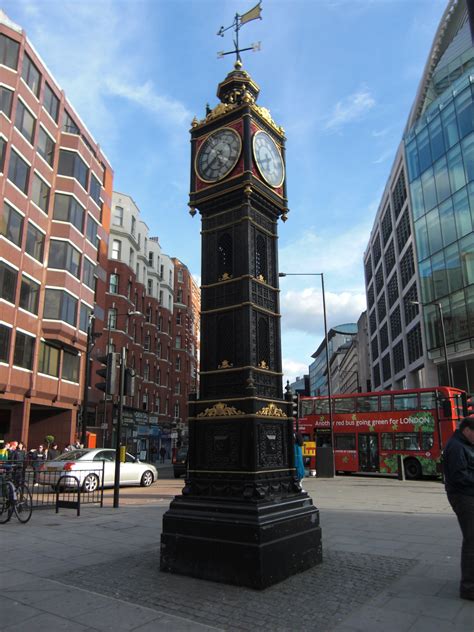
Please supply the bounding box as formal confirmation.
[253,130,284,188]
[196,127,242,183]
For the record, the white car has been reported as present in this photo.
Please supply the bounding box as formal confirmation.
[37,448,158,492]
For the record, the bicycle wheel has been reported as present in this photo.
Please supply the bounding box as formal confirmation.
[14,484,33,523]
[0,487,13,524]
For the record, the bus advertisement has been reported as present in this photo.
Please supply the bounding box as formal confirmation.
[298,386,466,479]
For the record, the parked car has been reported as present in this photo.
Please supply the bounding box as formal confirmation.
[173,447,188,478]
[37,448,158,492]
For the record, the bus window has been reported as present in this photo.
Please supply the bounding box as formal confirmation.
[380,395,392,411]
[334,434,356,450]
[419,392,436,410]
[314,399,329,414]
[334,397,356,413]
[395,433,421,450]
[356,396,379,412]
[381,433,394,449]
[421,433,434,449]
[300,399,314,416]
[393,394,418,411]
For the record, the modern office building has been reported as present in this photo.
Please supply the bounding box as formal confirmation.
[364,0,474,394]
[308,323,358,396]
[0,11,113,447]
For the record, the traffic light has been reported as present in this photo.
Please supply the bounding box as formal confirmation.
[95,353,118,395]
[291,393,299,431]
[124,368,136,397]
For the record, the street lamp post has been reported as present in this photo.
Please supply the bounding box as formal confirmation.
[410,301,452,387]
[80,313,96,447]
[279,272,335,477]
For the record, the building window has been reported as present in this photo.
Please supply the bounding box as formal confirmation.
[384,240,395,275]
[111,239,121,260]
[380,323,389,352]
[1,201,24,247]
[373,363,381,389]
[364,256,372,284]
[0,33,20,70]
[157,342,161,359]
[43,83,59,122]
[31,173,50,213]
[177,289,183,303]
[0,261,18,304]
[86,215,98,246]
[19,275,40,314]
[58,150,88,189]
[25,223,44,261]
[53,193,84,231]
[0,137,5,172]
[403,284,419,325]
[381,206,392,246]
[82,258,95,289]
[393,340,405,374]
[48,240,81,276]
[144,333,151,352]
[113,206,123,226]
[369,309,377,336]
[79,303,92,332]
[371,336,379,361]
[255,234,267,280]
[0,324,11,363]
[129,248,134,267]
[109,274,119,294]
[387,273,399,308]
[38,341,59,377]
[15,100,36,144]
[375,265,384,295]
[21,53,41,97]
[175,380,181,395]
[407,324,423,364]
[377,295,386,322]
[396,209,411,253]
[8,149,30,194]
[0,86,13,118]
[131,216,136,236]
[37,127,55,167]
[372,233,381,262]
[217,233,232,279]
[13,331,35,370]
[392,169,407,217]
[62,350,80,382]
[176,312,182,326]
[108,308,117,329]
[390,306,402,340]
[43,289,77,326]
[381,353,391,383]
[175,355,181,371]
[147,279,153,296]
[175,335,181,349]
[62,111,79,135]
[89,174,101,206]
[257,317,270,367]
[400,245,415,288]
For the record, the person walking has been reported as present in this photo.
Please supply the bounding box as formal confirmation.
[443,416,474,601]
[159,446,167,464]
[47,443,60,460]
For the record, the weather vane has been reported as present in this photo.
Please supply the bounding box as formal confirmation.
[217,1,262,64]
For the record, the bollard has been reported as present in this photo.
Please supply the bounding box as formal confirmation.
[397,454,405,481]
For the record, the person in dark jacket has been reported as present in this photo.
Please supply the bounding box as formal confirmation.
[443,416,474,601]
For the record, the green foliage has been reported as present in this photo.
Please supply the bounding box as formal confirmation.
[44,434,55,448]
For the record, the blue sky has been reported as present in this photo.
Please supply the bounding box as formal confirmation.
[3,0,447,381]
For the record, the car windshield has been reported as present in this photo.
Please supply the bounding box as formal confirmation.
[53,450,90,461]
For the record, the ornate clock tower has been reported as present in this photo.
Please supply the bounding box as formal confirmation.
[160,58,322,589]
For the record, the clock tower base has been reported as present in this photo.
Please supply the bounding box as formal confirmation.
[160,493,322,589]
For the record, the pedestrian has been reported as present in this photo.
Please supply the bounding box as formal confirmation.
[30,444,47,485]
[159,446,166,464]
[11,441,27,485]
[294,433,305,482]
[443,416,474,601]
[47,443,60,460]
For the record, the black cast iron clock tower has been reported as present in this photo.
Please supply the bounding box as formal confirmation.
[160,50,322,589]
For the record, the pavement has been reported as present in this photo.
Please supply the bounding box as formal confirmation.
[1,474,473,632]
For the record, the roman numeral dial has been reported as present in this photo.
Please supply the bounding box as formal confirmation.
[196,127,242,183]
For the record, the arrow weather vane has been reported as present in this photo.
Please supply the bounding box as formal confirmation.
[217,1,262,64]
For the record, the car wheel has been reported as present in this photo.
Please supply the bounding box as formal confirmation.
[82,473,99,493]
[140,471,154,487]
[404,458,422,480]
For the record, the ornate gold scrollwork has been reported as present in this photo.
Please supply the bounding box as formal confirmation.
[218,272,233,281]
[197,402,245,417]
[251,104,285,135]
[218,359,233,369]
[256,403,286,417]
[258,360,269,369]
[256,274,266,283]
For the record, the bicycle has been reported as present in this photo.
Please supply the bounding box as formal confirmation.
[0,472,33,524]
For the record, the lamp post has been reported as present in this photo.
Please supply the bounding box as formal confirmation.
[410,301,452,387]
[279,272,335,477]
[80,312,96,447]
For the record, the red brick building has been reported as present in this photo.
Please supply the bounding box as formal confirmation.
[0,13,113,449]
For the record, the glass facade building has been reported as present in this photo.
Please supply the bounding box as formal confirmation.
[364,1,474,394]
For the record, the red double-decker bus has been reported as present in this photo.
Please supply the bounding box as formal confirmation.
[298,387,466,479]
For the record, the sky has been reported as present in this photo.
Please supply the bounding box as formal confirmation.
[2,0,447,382]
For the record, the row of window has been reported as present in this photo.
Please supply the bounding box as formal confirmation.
[332,432,434,452]
[0,323,80,380]
[109,272,169,309]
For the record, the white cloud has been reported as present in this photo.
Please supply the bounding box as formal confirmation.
[324,88,376,131]
[282,358,309,384]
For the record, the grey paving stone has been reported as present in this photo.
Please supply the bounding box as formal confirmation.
[3,612,92,632]
[56,548,415,632]
[384,595,464,620]
[72,601,162,631]
[407,615,474,632]
[133,614,223,631]
[333,604,417,632]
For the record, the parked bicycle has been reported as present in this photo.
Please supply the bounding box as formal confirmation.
[0,472,33,524]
